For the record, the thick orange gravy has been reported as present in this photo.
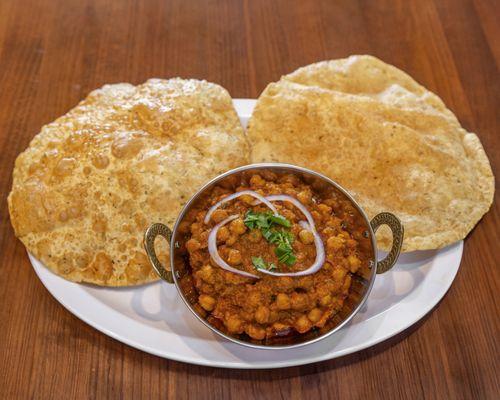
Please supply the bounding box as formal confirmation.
[176,170,373,343]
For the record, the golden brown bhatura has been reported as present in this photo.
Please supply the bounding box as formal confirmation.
[247,55,494,251]
[9,79,250,286]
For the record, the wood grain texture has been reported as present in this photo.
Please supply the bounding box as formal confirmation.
[0,0,498,398]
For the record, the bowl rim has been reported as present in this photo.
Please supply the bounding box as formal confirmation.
[168,163,379,350]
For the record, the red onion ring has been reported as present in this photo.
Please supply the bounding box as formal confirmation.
[204,190,278,224]
[253,195,326,277]
[298,220,310,230]
[207,214,260,279]
[264,195,317,230]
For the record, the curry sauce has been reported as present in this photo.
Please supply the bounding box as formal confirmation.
[177,170,373,343]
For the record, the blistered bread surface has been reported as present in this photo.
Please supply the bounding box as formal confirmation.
[9,79,250,285]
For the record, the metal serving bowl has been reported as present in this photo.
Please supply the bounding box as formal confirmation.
[144,163,403,349]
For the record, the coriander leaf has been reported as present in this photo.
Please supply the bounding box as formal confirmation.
[267,230,281,244]
[245,210,296,267]
[275,243,290,257]
[269,214,292,228]
[282,231,294,244]
[244,210,261,229]
[252,256,277,271]
[244,210,291,231]
[256,213,271,229]
[283,254,296,266]
[262,228,273,241]
[251,257,267,270]
[277,253,289,263]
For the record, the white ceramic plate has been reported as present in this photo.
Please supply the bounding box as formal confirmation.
[29,99,463,369]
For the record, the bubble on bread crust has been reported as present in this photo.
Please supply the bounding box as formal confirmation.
[92,154,109,169]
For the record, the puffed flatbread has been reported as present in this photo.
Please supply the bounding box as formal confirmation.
[9,79,250,285]
[247,56,494,252]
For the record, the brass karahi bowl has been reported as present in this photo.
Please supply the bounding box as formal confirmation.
[144,163,403,349]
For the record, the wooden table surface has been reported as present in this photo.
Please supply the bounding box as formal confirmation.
[0,0,498,398]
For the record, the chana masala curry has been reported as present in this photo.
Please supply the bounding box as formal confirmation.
[175,169,374,345]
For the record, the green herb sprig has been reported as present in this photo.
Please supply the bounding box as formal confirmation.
[243,210,291,230]
[244,211,296,268]
[251,257,277,271]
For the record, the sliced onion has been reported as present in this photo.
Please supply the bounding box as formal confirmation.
[298,220,310,230]
[204,190,278,224]
[207,214,260,279]
[253,195,326,277]
[264,195,317,231]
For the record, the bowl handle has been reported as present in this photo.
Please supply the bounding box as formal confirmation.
[370,212,404,274]
[144,223,174,284]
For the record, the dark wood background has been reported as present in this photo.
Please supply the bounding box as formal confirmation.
[0,0,498,398]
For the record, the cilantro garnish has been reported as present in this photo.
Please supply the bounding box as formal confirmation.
[245,210,296,267]
[243,210,270,230]
[252,256,277,271]
[244,210,291,230]
[268,214,292,228]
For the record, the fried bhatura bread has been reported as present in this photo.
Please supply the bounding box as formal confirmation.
[247,56,494,251]
[9,78,250,285]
